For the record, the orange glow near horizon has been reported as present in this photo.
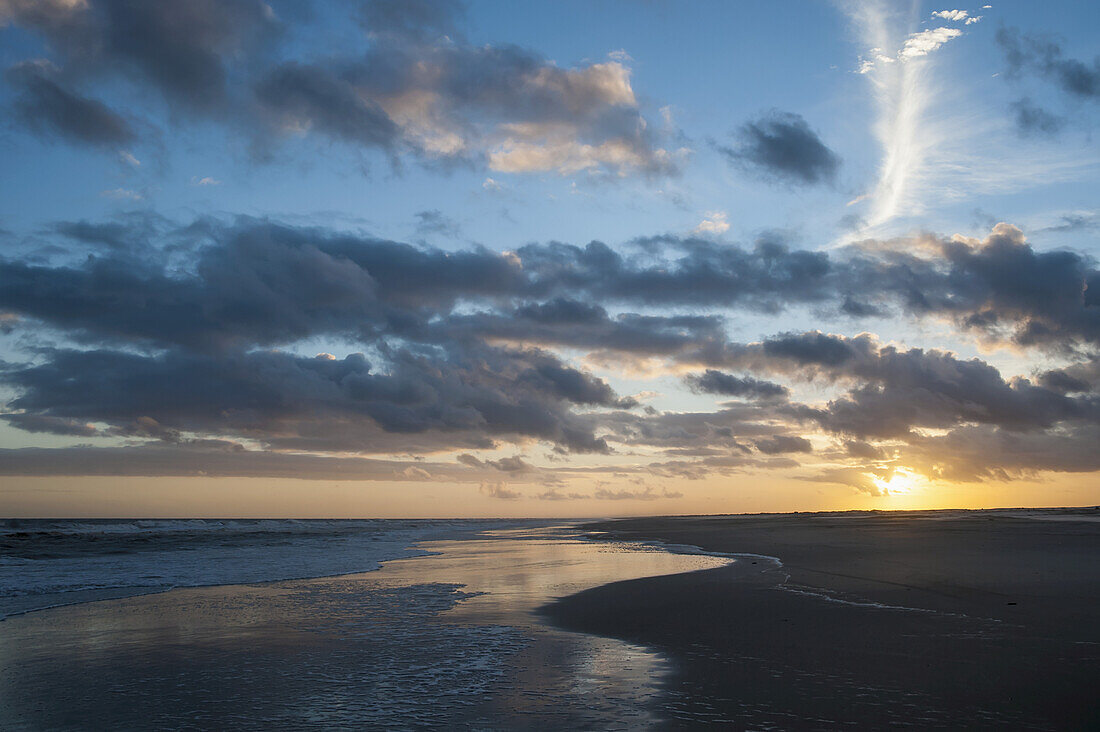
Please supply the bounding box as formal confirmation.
[2,471,1098,519]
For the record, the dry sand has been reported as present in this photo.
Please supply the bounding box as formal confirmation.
[541,508,1100,729]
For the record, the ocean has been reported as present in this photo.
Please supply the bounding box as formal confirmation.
[0,518,536,618]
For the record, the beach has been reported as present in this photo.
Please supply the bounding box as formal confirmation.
[2,511,1098,729]
[543,508,1100,728]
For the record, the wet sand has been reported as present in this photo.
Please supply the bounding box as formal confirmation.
[541,508,1100,729]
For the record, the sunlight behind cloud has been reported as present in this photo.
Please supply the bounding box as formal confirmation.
[872,468,922,496]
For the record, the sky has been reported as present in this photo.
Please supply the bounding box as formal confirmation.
[0,0,1098,517]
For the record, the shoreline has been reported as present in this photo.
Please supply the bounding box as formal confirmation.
[540,508,1100,728]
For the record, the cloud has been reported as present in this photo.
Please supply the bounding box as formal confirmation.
[692,211,729,235]
[1,0,679,178]
[99,187,141,200]
[536,488,589,501]
[931,10,969,22]
[1036,212,1098,234]
[753,435,813,455]
[479,481,522,500]
[746,332,1097,440]
[191,176,221,186]
[2,218,1094,357]
[254,26,681,176]
[2,0,278,111]
[717,111,839,185]
[848,6,1014,230]
[4,217,1095,358]
[594,486,659,500]
[998,28,1100,100]
[898,27,963,60]
[930,10,980,24]
[2,413,97,436]
[5,60,135,148]
[458,454,533,473]
[414,209,460,238]
[2,346,620,455]
[0,444,493,480]
[1011,98,1065,137]
[685,370,789,400]
[1,216,1097,483]
[256,62,400,149]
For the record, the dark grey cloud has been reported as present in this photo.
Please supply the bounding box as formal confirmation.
[717,110,839,185]
[5,61,134,148]
[514,234,833,310]
[255,62,398,148]
[1037,212,1098,234]
[2,0,278,112]
[844,440,889,460]
[998,27,1100,100]
[3,345,619,454]
[753,435,813,455]
[812,224,1100,350]
[449,301,727,360]
[2,216,1095,360]
[0,219,844,357]
[0,444,478,480]
[1039,358,1100,394]
[2,413,97,437]
[597,404,780,452]
[736,332,1097,439]
[685,370,789,400]
[457,454,533,473]
[902,423,1100,483]
[1011,98,1065,137]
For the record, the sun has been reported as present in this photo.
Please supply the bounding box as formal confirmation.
[871,468,922,496]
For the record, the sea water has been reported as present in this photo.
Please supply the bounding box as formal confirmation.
[0,521,730,729]
[0,518,538,618]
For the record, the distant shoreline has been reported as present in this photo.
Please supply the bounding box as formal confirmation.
[5,504,1099,521]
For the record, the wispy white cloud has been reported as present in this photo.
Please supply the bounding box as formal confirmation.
[844,0,1094,235]
[190,176,221,186]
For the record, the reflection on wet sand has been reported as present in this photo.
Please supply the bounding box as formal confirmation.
[0,525,727,729]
